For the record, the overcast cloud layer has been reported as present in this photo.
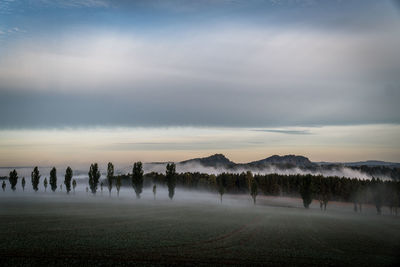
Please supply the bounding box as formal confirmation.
[0,0,399,128]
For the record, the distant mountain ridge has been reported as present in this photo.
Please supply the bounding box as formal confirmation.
[180,153,400,168]
[178,154,400,180]
[180,154,315,168]
[180,153,235,168]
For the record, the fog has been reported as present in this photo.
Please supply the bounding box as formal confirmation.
[0,178,389,217]
[0,162,388,182]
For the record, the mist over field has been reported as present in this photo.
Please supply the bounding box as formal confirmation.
[0,162,384,181]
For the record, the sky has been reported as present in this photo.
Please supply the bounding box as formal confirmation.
[0,0,399,166]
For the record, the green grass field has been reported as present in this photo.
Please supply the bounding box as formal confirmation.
[0,193,399,266]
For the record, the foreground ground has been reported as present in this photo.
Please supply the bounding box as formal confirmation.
[0,192,399,266]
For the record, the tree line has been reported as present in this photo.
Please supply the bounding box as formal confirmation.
[1,163,399,215]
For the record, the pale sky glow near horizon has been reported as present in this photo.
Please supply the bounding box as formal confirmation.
[1,0,400,166]
[0,125,399,167]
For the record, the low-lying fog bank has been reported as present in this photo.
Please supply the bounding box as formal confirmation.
[0,162,391,181]
[0,184,394,217]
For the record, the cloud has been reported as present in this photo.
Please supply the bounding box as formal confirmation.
[0,26,399,128]
[252,129,312,135]
[38,0,109,8]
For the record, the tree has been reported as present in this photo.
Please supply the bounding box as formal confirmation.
[300,175,313,209]
[166,163,176,200]
[216,174,225,203]
[21,177,26,191]
[64,167,73,194]
[250,177,258,205]
[132,162,144,199]
[153,184,157,200]
[317,177,330,211]
[373,179,383,215]
[49,167,57,192]
[43,177,48,192]
[107,162,114,196]
[31,167,40,192]
[2,181,6,191]
[116,175,121,197]
[88,163,101,194]
[246,171,253,191]
[9,169,18,191]
[72,179,77,193]
[100,182,104,193]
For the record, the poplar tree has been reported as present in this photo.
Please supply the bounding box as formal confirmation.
[107,162,114,196]
[43,177,48,192]
[9,169,18,191]
[88,163,101,194]
[250,178,258,205]
[21,177,26,191]
[166,163,176,200]
[132,162,144,199]
[216,174,225,203]
[72,179,77,193]
[64,167,73,194]
[31,167,40,192]
[116,175,121,197]
[300,175,313,209]
[49,167,57,192]
[153,184,157,200]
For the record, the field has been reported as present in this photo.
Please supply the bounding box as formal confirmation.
[0,191,399,266]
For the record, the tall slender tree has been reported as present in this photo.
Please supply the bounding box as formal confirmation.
[43,177,48,192]
[153,184,157,200]
[250,177,258,205]
[9,169,18,191]
[216,174,225,203]
[49,167,57,192]
[166,163,176,200]
[72,179,77,193]
[132,162,144,199]
[21,177,26,191]
[64,167,73,194]
[88,163,101,194]
[300,175,313,209]
[31,167,40,192]
[107,162,114,196]
[116,175,121,197]
[373,179,383,215]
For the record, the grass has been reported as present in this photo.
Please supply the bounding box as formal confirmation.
[0,193,399,266]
